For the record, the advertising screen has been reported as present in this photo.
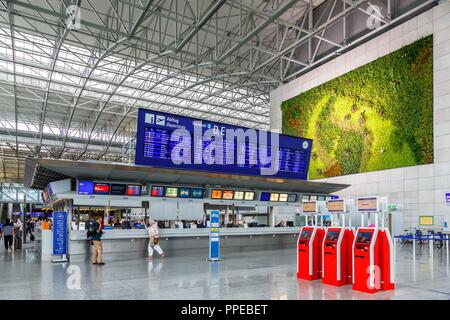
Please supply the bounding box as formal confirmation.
[356,232,373,244]
[300,229,312,240]
[110,184,126,196]
[419,216,434,226]
[191,188,204,199]
[279,193,288,202]
[327,200,345,212]
[126,185,141,196]
[302,201,317,213]
[244,191,255,201]
[93,183,110,195]
[270,193,279,202]
[211,189,223,199]
[165,187,178,198]
[326,231,340,241]
[78,180,94,195]
[260,192,270,201]
[234,191,244,200]
[178,188,191,198]
[151,186,165,197]
[135,109,312,180]
[287,194,297,202]
[357,197,378,212]
[222,190,234,200]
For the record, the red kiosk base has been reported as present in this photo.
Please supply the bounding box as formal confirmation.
[297,226,324,281]
[322,227,354,287]
[352,227,395,294]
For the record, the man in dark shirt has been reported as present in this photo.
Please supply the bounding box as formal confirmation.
[2,219,14,252]
[91,217,104,265]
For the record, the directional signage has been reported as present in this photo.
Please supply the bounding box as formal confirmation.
[52,211,67,255]
[209,210,220,261]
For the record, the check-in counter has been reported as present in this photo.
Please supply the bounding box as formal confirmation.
[68,227,301,262]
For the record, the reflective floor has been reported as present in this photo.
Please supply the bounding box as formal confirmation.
[0,242,449,300]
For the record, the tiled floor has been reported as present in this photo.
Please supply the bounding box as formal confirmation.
[0,242,449,300]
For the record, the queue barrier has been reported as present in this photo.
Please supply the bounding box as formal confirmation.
[393,234,450,260]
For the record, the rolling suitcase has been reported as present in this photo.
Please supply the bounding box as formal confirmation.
[14,235,22,251]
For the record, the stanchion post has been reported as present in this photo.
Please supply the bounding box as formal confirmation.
[447,234,449,265]
[393,237,397,264]
[429,237,433,259]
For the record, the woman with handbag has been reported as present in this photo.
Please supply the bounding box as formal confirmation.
[145,219,165,261]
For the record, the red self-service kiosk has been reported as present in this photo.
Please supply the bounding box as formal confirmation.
[297,226,325,280]
[322,227,355,286]
[352,227,395,293]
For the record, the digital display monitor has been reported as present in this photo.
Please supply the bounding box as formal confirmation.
[300,229,312,240]
[302,195,310,201]
[419,216,434,226]
[78,180,94,195]
[310,195,317,201]
[302,201,317,213]
[317,195,326,201]
[260,192,270,201]
[270,193,279,202]
[191,188,204,199]
[287,194,297,202]
[326,231,340,241]
[211,189,223,199]
[234,191,244,200]
[244,191,255,201]
[356,232,373,244]
[279,193,288,202]
[327,200,345,212]
[126,185,141,196]
[222,190,234,200]
[178,188,191,198]
[135,109,312,180]
[93,183,110,195]
[357,197,378,212]
[165,187,178,198]
[110,184,127,196]
[151,186,165,197]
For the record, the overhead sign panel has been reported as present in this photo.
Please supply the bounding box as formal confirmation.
[135,109,312,179]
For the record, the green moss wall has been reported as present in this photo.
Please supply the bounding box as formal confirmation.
[281,36,433,180]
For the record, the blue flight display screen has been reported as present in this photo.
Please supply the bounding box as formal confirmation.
[78,181,94,195]
[135,109,313,179]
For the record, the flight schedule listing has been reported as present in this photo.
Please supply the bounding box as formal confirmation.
[136,109,312,179]
[143,126,307,174]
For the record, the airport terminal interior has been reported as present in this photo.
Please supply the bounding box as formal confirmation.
[0,0,449,301]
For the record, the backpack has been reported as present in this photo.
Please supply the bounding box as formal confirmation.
[86,221,99,239]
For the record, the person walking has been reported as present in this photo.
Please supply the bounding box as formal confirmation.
[145,219,165,261]
[89,216,104,265]
[2,219,14,252]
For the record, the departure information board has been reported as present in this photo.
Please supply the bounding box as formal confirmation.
[135,109,313,179]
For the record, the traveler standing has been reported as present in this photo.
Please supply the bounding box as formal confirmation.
[145,219,165,261]
[89,216,104,265]
[2,219,14,252]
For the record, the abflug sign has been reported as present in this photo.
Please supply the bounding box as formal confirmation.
[135,108,312,179]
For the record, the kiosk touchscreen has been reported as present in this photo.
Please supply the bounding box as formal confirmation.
[297,226,324,281]
[322,228,346,286]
